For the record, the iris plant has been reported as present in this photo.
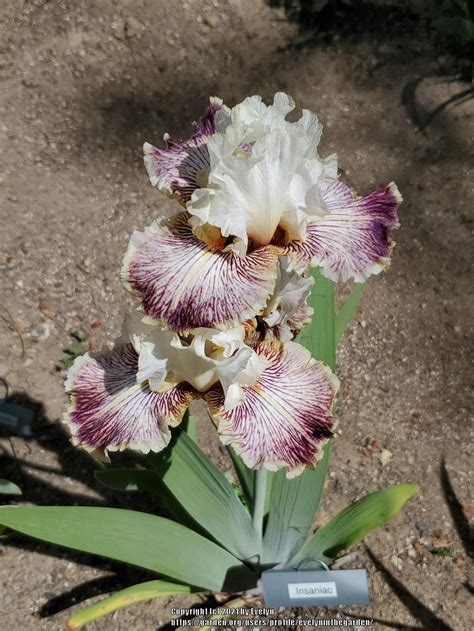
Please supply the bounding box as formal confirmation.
[0,94,416,629]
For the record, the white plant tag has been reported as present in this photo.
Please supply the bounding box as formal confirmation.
[261,569,369,607]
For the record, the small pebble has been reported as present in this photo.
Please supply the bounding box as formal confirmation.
[28,322,50,342]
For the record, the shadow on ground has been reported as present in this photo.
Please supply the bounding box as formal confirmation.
[267,0,421,49]
[364,547,453,630]
[344,461,473,631]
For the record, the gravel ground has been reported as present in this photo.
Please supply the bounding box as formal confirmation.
[0,1,472,629]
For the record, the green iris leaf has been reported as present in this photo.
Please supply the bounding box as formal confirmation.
[0,505,256,593]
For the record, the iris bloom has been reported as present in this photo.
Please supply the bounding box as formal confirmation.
[65,93,400,476]
[65,311,338,476]
[125,92,401,333]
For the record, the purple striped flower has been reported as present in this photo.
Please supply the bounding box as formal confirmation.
[126,93,401,333]
[64,311,338,474]
[64,312,269,457]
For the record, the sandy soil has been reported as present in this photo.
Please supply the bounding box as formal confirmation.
[0,0,472,629]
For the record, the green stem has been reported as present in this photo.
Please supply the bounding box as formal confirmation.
[252,469,268,540]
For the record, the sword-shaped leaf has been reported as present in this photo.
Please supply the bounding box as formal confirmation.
[261,451,329,564]
[227,446,255,509]
[95,467,203,533]
[263,272,336,564]
[183,413,198,443]
[0,479,22,495]
[68,580,196,629]
[296,270,336,368]
[148,431,260,561]
[289,484,418,564]
[0,506,256,592]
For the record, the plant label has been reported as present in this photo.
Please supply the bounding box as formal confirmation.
[0,400,33,436]
[261,569,369,607]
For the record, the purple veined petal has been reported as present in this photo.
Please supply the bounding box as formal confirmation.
[205,341,339,478]
[144,97,229,203]
[64,344,197,456]
[286,181,402,283]
[121,213,279,333]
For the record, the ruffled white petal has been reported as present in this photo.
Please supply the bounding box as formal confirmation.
[215,344,269,410]
[131,320,267,408]
[124,312,268,408]
[167,326,251,393]
[262,257,314,341]
[136,341,169,391]
[189,131,328,255]
[187,93,333,255]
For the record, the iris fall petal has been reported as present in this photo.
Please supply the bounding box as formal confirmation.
[121,213,278,331]
[64,344,197,456]
[206,341,339,478]
[144,97,229,202]
[287,180,401,282]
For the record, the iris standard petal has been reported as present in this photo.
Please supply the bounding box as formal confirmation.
[121,213,278,332]
[143,97,229,202]
[205,341,339,478]
[286,180,402,283]
[226,92,321,150]
[188,129,323,255]
[64,344,197,456]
